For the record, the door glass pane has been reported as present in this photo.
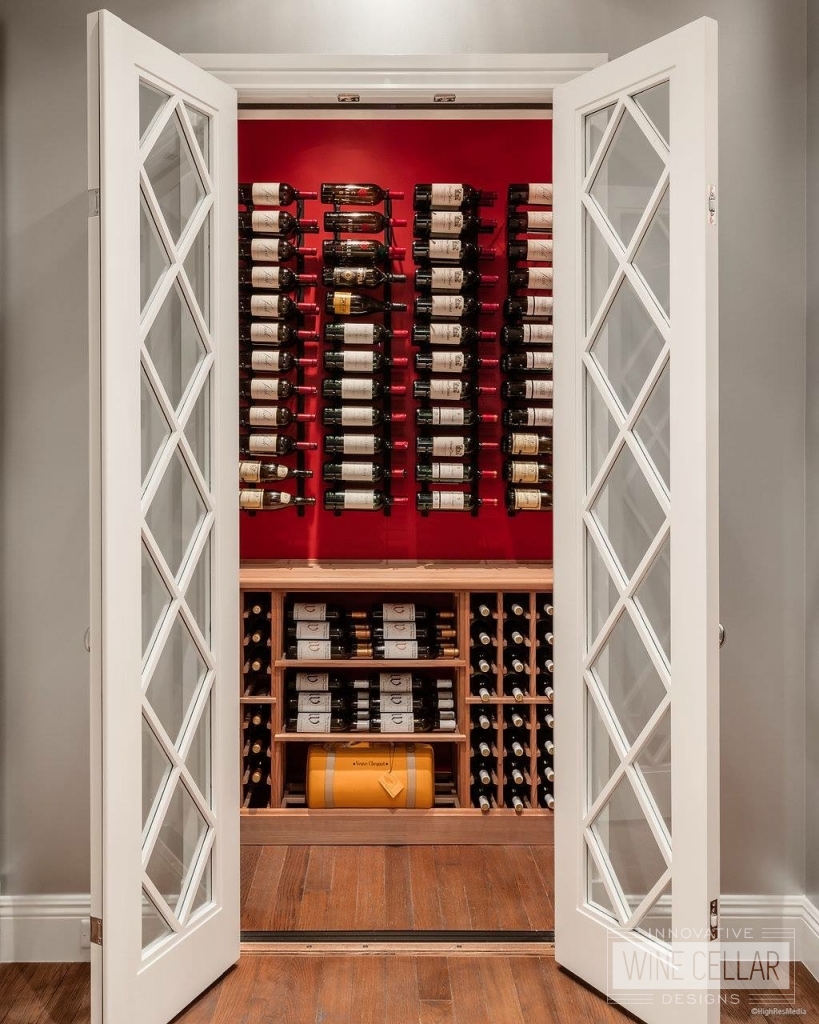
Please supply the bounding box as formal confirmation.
[586,528,620,648]
[145,779,209,916]
[636,708,672,836]
[141,371,169,487]
[186,696,212,805]
[584,207,620,330]
[634,360,670,490]
[185,530,212,643]
[142,717,173,834]
[184,374,211,485]
[183,103,210,170]
[587,847,618,920]
[588,688,621,805]
[189,850,213,916]
[634,185,670,316]
[140,198,169,315]
[637,879,672,943]
[145,448,207,581]
[142,544,171,658]
[144,281,207,413]
[585,369,619,487]
[143,109,205,244]
[585,103,616,175]
[183,212,211,328]
[634,535,671,662]
[139,82,170,144]
[634,81,670,146]
[142,891,172,951]
[145,613,208,747]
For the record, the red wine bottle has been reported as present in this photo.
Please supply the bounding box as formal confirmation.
[414,408,497,428]
[239,460,312,482]
[414,352,497,373]
[507,239,554,263]
[501,433,553,457]
[320,183,403,205]
[507,183,553,206]
[414,296,499,320]
[501,352,553,374]
[508,267,554,291]
[239,490,315,511]
[500,380,554,401]
[415,461,491,483]
[324,351,407,373]
[286,712,352,733]
[412,379,495,401]
[240,406,311,428]
[322,239,405,265]
[325,291,407,317]
[414,268,498,293]
[324,211,406,234]
[240,433,317,456]
[323,461,404,483]
[502,407,554,428]
[323,490,405,512]
[240,350,316,373]
[239,294,318,320]
[239,378,314,400]
[413,183,496,211]
[501,324,553,347]
[413,212,496,238]
[321,378,405,401]
[322,407,405,427]
[412,239,495,264]
[506,487,553,512]
[324,323,408,345]
[507,211,553,234]
[503,296,554,322]
[415,436,495,458]
[241,322,318,346]
[416,492,497,513]
[322,266,406,287]
[411,324,495,347]
[323,434,409,455]
[238,266,316,291]
[238,182,317,207]
[238,210,319,237]
[239,238,317,263]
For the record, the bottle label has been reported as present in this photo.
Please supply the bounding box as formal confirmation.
[343,489,377,509]
[381,713,415,733]
[343,323,376,344]
[510,461,540,484]
[342,434,376,455]
[433,492,466,510]
[430,211,464,236]
[250,295,281,318]
[430,267,465,292]
[295,672,329,691]
[514,489,543,510]
[296,622,330,640]
[511,433,540,455]
[340,462,374,481]
[252,183,282,205]
[384,640,419,659]
[251,210,282,233]
[526,267,553,290]
[382,603,416,621]
[525,211,553,231]
[250,378,281,399]
[379,672,413,692]
[431,351,465,373]
[248,406,280,425]
[527,352,553,370]
[296,640,332,659]
[431,295,466,318]
[522,323,554,344]
[527,183,553,205]
[239,461,263,483]
[427,238,463,261]
[249,322,280,342]
[340,378,375,400]
[248,433,280,452]
[525,239,553,262]
[296,712,332,733]
[292,602,327,621]
[340,406,374,426]
[526,296,554,317]
[431,183,465,207]
[250,239,280,262]
[251,266,281,288]
[333,267,368,285]
[250,350,278,371]
[428,379,463,401]
[333,292,353,315]
[297,693,332,712]
[526,407,554,427]
[380,694,414,712]
[382,622,418,640]
[239,490,264,509]
[432,462,465,481]
[342,351,374,372]
[431,436,466,457]
[431,407,465,426]
[524,380,554,400]
[428,323,463,345]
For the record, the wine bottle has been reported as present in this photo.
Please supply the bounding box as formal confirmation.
[286,712,351,733]
[507,183,553,206]
[504,739,527,760]
[416,492,495,513]
[502,433,553,457]
[538,598,555,618]
[504,461,552,485]
[501,324,554,347]
[321,378,405,401]
[287,602,345,622]
[501,352,553,374]
[508,267,554,291]
[414,408,497,429]
[471,783,494,813]
[471,710,497,736]
[504,624,528,647]
[415,460,491,482]
[503,296,554,322]
[540,763,555,784]
[286,639,350,660]
[323,434,408,456]
[471,624,495,648]
[320,182,403,205]
[242,627,267,646]
[242,707,270,729]
[357,693,454,714]
[240,377,315,401]
[242,654,269,674]
[539,738,555,758]
[239,294,319,320]
[506,487,553,512]
[324,323,408,346]
[413,380,493,402]
[369,637,438,659]
[507,211,553,234]
[322,266,406,287]
[376,672,453,693]
[286,672,354,692]
[504,677,528,703]
[286,692,350,716]
[508,765,529,787]
[325,291,407,317]
[504,650,528,675]
[414,268,498,293]
[322,239,405,265]
[240,238,317,264]
[505,708,526,730]
[238,210,318,237]
[473,765,493,787]
[505,597,529,619]
[507,239,554,264]
[413,183,496,211]
[354,712,457,734]
[238,182,317,207]
[472,651,494,675]
[412,239,495,265]
[243,761,270,785]
[241,406,311,428]
[285,622,348,642]
[500,380,554,402]
[243,601,265,617]
[414,296,499,320]
[323,211,406,234]
[239,490,315,512]
[323,490,402,512]
[241,321,318,346]
[411,324,495,346]
[238,266,316,291]
[322,461,403,483]
[371,604,454,624]
[538,787,555,811]
[323,351,407,373]
[537,621,555,644]
[502,408,554,429]
[241,433,318,456]
[239,461,312,483]
[415,436,492,458]
[472,740,493,760]
[240,351,315,373]
[412,212,495,238]
[414,352,496,374]
[472,600,495,621]
[322,407,405,428]
[540,685,555,701]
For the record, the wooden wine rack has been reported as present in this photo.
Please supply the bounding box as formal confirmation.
[239,560,553,845]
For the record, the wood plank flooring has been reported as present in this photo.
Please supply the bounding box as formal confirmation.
[2,959,819,1024]
[241,845,555,932]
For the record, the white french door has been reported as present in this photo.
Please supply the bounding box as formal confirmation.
[553,18,719,1024]
[88,11,238,1024]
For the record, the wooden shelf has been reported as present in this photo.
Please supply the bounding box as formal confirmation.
[275,659,465,669]
[240,696,276,704]
[466,696,553,705]
[273,731,466,743]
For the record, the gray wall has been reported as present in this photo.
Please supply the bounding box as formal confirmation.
[0,0,808,898]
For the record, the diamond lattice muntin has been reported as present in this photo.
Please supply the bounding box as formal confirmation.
[582,84,672,939]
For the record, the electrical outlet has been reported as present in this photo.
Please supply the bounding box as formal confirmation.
[80,918,91,949]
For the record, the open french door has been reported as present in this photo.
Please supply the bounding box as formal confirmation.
[553,18,719,1024]
[88,11,239,1024]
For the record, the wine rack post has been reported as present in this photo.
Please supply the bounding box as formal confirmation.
[381,194,394,515]
[269,588,285,808]
[527,590,538,809]
[456,590,472,807]
[494,589,505,809]
[294,197,308,513]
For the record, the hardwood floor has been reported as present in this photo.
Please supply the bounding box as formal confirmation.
[2,959,819,1024]
[241,845,555,932]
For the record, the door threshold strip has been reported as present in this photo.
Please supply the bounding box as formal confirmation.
[241,929,554,944]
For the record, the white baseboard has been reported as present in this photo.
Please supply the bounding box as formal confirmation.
[0,895,91,963]
[721,894,819,982]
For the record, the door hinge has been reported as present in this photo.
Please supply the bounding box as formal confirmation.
[707,184,716,225]
[88,188,100,218]
[90,916,103,945]
[709,898,719,940]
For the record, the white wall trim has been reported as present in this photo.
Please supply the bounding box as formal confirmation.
[721,894,819,982]
[0,895,91,963]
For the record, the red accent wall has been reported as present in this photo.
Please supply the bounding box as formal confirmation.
[239,117,553,561]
